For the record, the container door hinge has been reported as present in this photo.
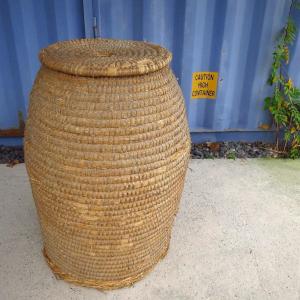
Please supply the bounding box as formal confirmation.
[93,16,100,38]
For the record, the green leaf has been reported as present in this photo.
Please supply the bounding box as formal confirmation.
[264,97,272,110]
[284,131,291,142]
[284,18,297,44]
[290,87,300,102]
[289,147,300,159]
[292,0,300,9]
[294,1,300,10]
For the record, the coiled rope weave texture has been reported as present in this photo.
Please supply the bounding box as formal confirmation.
[25,39,191,290]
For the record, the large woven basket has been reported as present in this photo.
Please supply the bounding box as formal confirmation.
[25,38,190,290]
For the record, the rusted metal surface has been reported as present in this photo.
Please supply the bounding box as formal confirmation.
[0,112,24,137]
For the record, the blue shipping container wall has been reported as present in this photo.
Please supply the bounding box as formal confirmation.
[0,0,299,145]
[0,0,85,145]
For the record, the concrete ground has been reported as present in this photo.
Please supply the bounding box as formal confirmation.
[0,159,299,300]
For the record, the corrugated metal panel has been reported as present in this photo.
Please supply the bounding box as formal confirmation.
[87,0,296,142]
[288,5,300,87]
[0,0,85,144]
[1,0,299,145]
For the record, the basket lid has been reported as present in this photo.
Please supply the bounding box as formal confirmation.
[39,39,172,77]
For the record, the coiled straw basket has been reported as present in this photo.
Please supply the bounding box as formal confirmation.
[25,39,190,290]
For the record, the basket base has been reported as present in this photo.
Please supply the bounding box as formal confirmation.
[43,245,169,290]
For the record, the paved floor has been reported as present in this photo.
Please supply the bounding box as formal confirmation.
[0,159,299,300]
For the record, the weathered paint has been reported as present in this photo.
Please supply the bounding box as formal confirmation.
[1,0,300,144]
[0,0,85,144]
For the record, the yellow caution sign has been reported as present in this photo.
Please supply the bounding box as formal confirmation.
[191,72,219,99]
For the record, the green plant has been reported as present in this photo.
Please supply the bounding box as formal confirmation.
[226,150,236,160]
[264,0,300,158]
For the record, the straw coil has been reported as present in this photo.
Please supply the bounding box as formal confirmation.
[25,38,190,290]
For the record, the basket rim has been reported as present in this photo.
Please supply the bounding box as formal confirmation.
[39,38,172,77]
